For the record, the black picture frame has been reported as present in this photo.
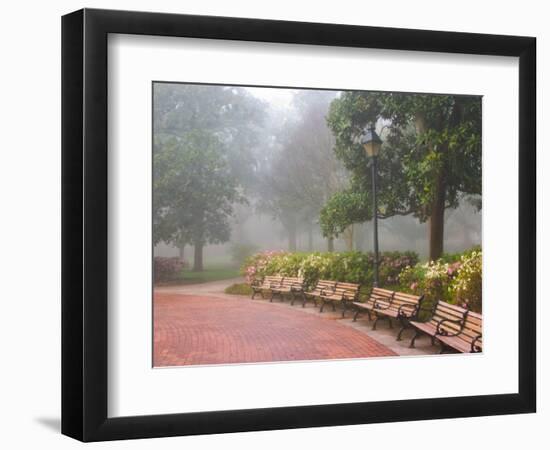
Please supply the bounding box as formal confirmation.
[61,8,536,442]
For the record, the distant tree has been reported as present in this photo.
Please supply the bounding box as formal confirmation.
[154,84,265,185]
[153,132,246,271]
[153,84,265,270]
[326,91,481,260]
[257,90,347,251]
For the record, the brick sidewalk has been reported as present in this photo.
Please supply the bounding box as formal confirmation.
[154,292,397,367]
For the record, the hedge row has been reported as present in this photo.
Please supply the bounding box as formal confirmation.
[241,250,418,289]
[241,247,481,313]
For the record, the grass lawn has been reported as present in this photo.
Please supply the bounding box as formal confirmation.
[161,263,240,285]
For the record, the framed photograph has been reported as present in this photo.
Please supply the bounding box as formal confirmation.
[62,8,536,442]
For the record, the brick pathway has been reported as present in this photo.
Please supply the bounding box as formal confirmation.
[154,292,397,367]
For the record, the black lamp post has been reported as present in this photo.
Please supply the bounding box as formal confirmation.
[361,125,382,287]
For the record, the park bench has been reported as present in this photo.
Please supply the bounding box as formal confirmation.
[303,280,337,307]
[270,277,306,304]
[352,287,395,322]
[368,291,424,340]
[437,310,483,353]
[250,275,284,299]
[409,300,468,348]
[318,282,361,318]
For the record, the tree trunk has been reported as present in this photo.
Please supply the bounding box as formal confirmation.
[429,173,446,261]
[343,225,354,251]
[416,111,447,261]
[288,226,297,252]
[327,237,334,252]
[193,242,204,272]
[178,245,185,260]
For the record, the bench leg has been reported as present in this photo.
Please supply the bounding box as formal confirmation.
[341,302,347,318]
[396,316,409,341]
[430,335,436,346]
[372,315,380,330]
[353,309,361,322]
[251,289,256,299]
[331,302,336,312]
[269,291,274,302]
[320,300,326,313]
[396,325,406,341]
[290,291,295,306]
[302,295,308,308]
[409,329,422,348]
[388,318,393,329]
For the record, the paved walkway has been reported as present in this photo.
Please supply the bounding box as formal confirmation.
[154,278,439,367]
[154,287,397,367]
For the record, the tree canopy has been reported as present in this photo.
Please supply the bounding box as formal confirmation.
[255,90,346,250]
[153,84,265,270]
[324,91,482,260]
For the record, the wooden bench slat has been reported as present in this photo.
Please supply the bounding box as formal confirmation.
[372,288,394,295]
[433,310,465,322]
[438,335,473,352]
[437,301,468,313]
[393,293,422,301]
[467,311,482,320]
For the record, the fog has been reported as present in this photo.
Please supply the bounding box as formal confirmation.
[153,84,481,267]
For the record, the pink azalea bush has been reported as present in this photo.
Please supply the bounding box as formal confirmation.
[154,257,186,283]
[241,250,287,283]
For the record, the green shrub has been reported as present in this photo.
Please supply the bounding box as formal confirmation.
[440,245,482,264]
[242,250,418,289]
[398,246,482,313]
[451,249,482,312]
[224,283,253,295]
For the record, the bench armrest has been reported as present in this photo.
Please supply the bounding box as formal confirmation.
[290,283,304,291]
[397,303,418,318]
[436,318,464,336]
[250,278,263,287]
[471,334,482,353]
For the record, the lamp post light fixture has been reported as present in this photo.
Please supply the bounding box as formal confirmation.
[361,124,382,287]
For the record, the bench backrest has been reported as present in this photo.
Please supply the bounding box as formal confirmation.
[334,282,361,301]
[279,277,304,288]
[385,291,424,317]
[429,301,468,335]
[367,287,395,308]
[261,275,283,285]
[312,280,338,292]
[459,310,483,351]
